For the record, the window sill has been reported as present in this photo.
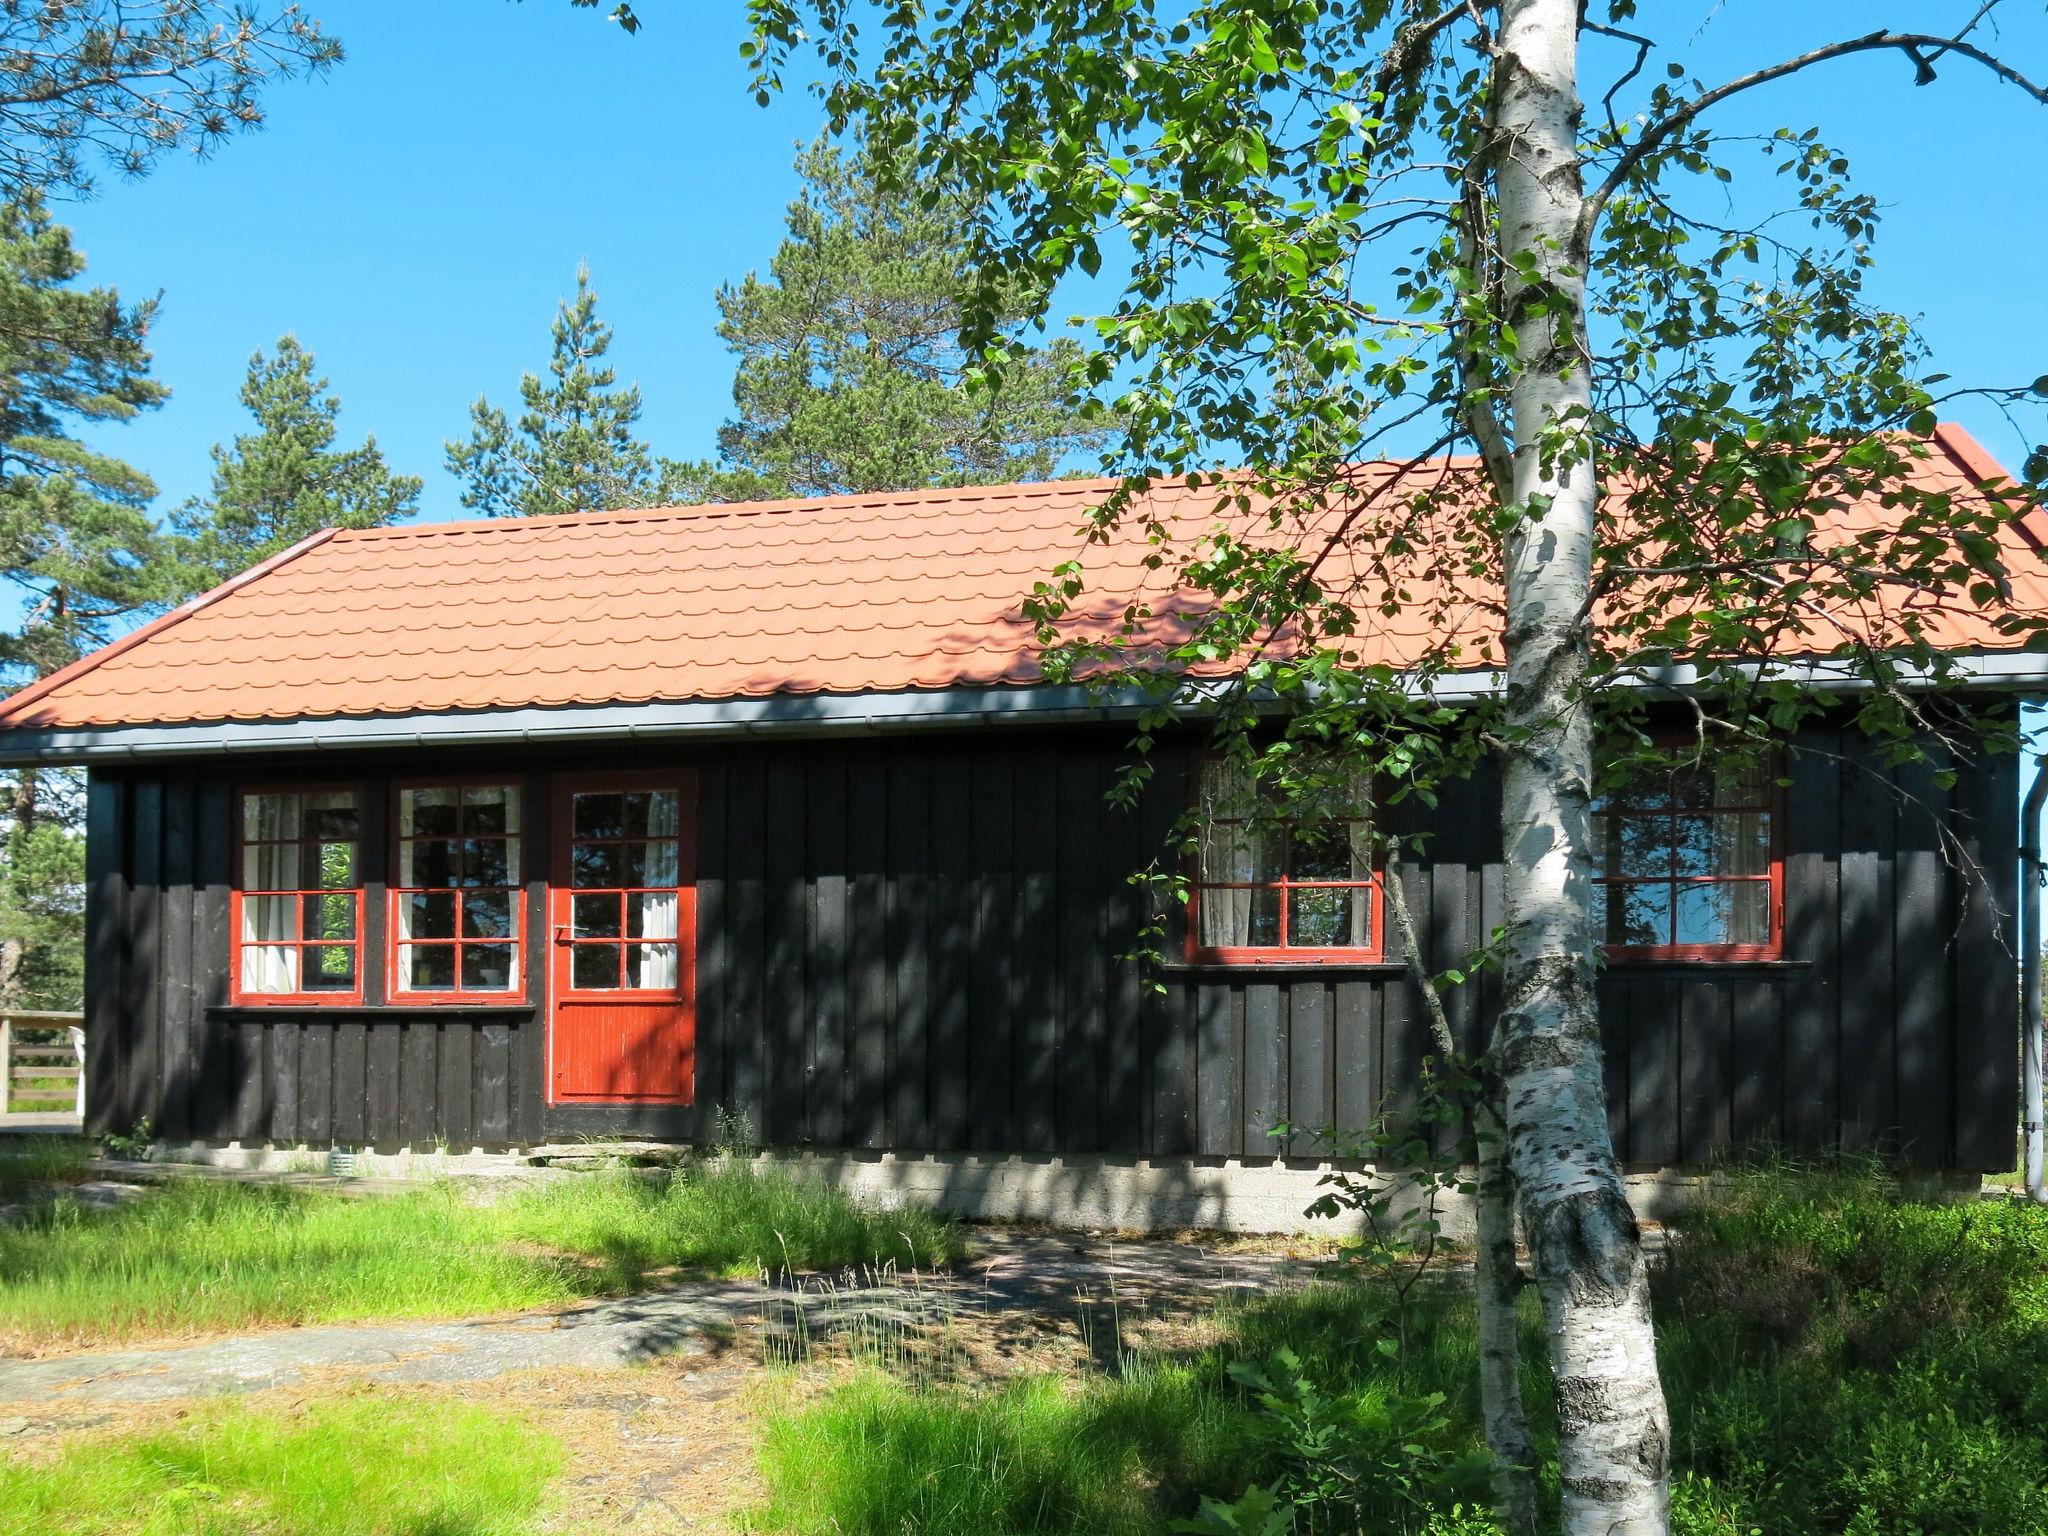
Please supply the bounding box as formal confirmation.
[1597,956,1810,971]
[1163,959,1408,976]
[206,1003,537,1019]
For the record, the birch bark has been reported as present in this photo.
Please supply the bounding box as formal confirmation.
[1493,2,1672,1531]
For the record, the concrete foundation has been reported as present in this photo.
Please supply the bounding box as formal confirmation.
[138,1139,1782,1237]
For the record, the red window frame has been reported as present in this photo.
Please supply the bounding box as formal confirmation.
[387,777,529,1004]
[229,783,366,1006]
[549,770,697,1002]
[1185,761,1386,966]
[1593,750,1785,963]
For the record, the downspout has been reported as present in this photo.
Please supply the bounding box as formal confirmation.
[2021,755,2048,1203]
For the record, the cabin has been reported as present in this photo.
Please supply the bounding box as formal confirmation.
[0,425,2039,1229]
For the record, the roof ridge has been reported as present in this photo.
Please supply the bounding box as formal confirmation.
[0,526,346,728]
[331,474,1135,544]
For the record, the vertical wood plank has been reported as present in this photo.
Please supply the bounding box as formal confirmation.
[1596,971,1630,1157]
[727,750,768,1144]
[928,746,973,1151]
[1150,981,1196,1155]
[333,1018,368,1144]
[439,1021,474,1147]
[693,754,730,1145]
[1893,749,1951,1167]
[1242,984,1284,1157]
[1288,983,1328,1156]
[1100,747,1148,1155]
[845,749,890,1149]
[1195,983,1236,1156]
[1678,980,1730,1166]
[764,754,807,1146]
[83,774,127,1137]
[808,745,849,1147]
[1012,744,1060,1153]
[1954,736,2019,1170]
[124,779,162,1138]
[1627,975,1680,1164]
[509,775,546,1145]
[967,747,1014,1152]
[401,1020,437,1144]
[1333,980,1375,1135]
[477,1022,512,1144]
[191,778,233,1138]
[300,1022,333,1145]
[1729,979,1781,1150]
[1783,726,1841,1151]
[157,775,196,1141]
[1838,733,1896,1150]
[1055,752,1103,1153]
[367,1020,402,1143]
[887,745,931,1149]
[269,1022,299,1145]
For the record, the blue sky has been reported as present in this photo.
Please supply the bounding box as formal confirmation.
[57,1,2048,525]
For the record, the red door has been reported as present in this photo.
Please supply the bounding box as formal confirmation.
[548,772,697,1104]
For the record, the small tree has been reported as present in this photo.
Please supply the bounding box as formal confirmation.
[673,140,1107,502]
[743,3,2048,1531]
[447,266,674,518]
[0,196,180,1010]
[173,335,420,589]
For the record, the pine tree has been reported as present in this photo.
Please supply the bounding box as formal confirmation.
[673,142,1105,502]
[445,266,668,518]
[173,335,421,587]
[0,196,178,1011]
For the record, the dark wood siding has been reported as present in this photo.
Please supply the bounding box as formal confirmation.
[81,721,2022,1170]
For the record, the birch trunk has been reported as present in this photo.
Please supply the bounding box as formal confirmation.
[1493,2,1672,1531]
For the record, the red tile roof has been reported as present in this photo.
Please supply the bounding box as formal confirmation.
[0,424,2040,732]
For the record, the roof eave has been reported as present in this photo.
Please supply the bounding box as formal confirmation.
[1,653,2043,766]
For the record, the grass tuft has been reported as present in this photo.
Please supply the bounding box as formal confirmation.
[0,1160,962,1349]
[0,1135,91,1194]
[0,1392,559,1535]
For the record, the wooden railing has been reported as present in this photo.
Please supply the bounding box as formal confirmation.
[0,1010,85,1117]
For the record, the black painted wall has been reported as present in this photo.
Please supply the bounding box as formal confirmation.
[81,721,2020,1170]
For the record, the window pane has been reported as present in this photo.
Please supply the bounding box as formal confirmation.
[244,841,301,893]
[463,784,519,836]
[1198,821,1283,883]
[242,894,298,943]
[462,890,514,939]
[1672,816,1715,878]
[1675,882,1732,947]
[1198,760,1257,820]
[1714,754,1769,806]
[243,792,300,842]
[641,791,679,838]
[303,793,357,840]
[1714,813,1771,877]
[573,842,623,889]
[1247,886,1282,946]
[316,842,355,889]
[304,945,356,990]
[626,943,679,988]
[1605,815,1671,880]
[1290,823,1367,881]
[460,944,517,991]
[403,838,459,888]
[629,892,679,940]
[463,837,514,888]
[1603,883,1672,947]
[573,892,621,938]
[404,944,456,991]
[572,943,621,988]
[402,787,460,837]
[402,891,457,940]
[240,944,300,994]
[302,892,355,942]
[574,793,626,840]
[1289,887,1369,948]
[1728,881,1772,945]
[623,840,679,888]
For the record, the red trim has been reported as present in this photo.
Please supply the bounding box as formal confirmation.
[387,776,529,1005]
[228,782,366,1006]
[1594,750,1786,964]
[546,770,698,1105]
[1182,762,1387,966]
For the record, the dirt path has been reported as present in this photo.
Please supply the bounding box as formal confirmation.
[0,1229,1308,1407]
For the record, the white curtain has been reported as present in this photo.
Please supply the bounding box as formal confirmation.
[631,892,679,987]
[240,891,300,993]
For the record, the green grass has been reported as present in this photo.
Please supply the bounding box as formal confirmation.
[743,1165,2048,1536]
[0,1135,91,1194]
[0,1160,963,1348]
[0,1393,559,1536]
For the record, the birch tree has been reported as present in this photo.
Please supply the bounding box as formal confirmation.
[735,3,2048,1532]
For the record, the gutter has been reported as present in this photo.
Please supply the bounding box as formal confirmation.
[3,652,2048,768]
[2024,755,2048,1204]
